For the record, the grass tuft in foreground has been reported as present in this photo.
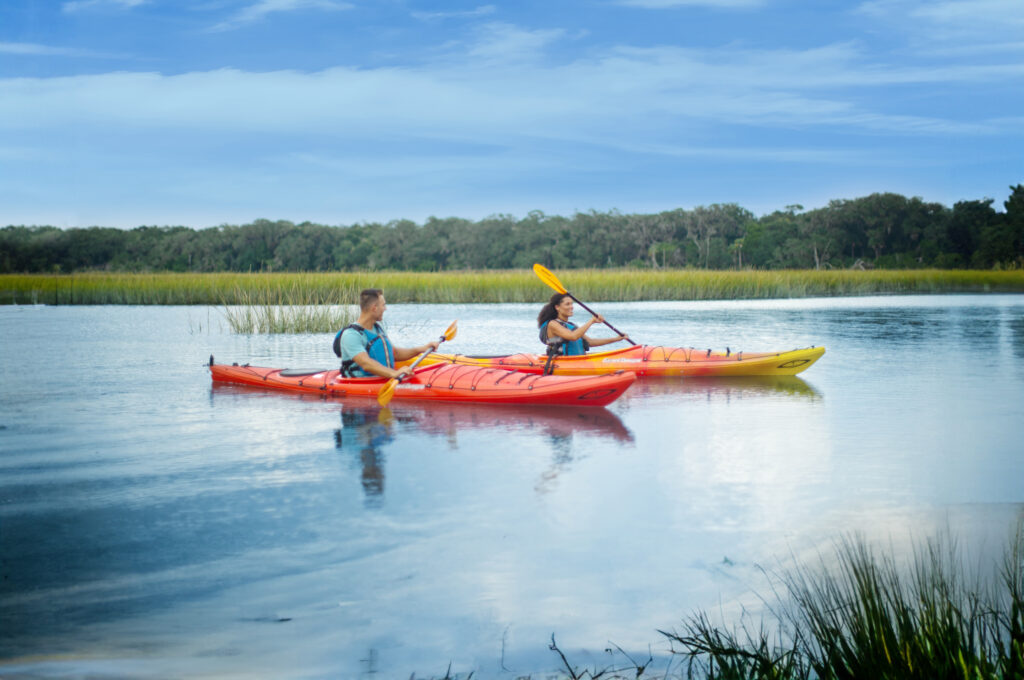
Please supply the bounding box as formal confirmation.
[660,524,1024,680]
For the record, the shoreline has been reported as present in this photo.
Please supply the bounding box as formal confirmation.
[2,269,1023,305]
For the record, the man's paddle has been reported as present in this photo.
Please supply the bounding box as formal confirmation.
[532,264,636,346]
[376,320,457,406]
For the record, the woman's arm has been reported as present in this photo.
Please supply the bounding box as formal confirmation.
[547,316,601,342]
[584,333,630,348]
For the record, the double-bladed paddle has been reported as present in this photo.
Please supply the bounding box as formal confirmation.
[532,264,636,345]
[376,320,457,406]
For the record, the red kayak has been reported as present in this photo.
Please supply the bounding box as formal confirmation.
[209,359,635,407]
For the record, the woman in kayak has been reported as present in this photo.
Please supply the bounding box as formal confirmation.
[335,288,439,378]
[537,292,630,356]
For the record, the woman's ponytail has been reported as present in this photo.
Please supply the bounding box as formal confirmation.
[537,292,569,327]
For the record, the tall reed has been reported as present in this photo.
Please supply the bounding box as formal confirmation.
[219,283,356,333]
[664,524,1024,680]
[2,269,1023,305]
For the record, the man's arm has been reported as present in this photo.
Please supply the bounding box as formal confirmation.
[351,351,410,379]
[392,340,440,363]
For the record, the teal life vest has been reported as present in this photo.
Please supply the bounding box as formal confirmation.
[335,323,395,377]
[539,319,589,356]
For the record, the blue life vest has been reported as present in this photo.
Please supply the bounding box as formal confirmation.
[335,323,395,377]
[539,319,588,356]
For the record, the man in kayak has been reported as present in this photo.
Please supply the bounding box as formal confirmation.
[334,288,439,379]
[537,292,630,356]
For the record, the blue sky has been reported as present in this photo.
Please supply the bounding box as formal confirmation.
[1,0,1022,228]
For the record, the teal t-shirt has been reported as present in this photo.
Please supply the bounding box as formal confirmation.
[340,325,383,377]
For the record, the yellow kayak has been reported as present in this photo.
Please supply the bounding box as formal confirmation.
[406,344,825,377]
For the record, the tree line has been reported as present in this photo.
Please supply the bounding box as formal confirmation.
[3,186,1022,273]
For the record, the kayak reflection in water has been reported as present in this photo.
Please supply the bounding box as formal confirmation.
[537,292,630,359]
[334,405,395,507]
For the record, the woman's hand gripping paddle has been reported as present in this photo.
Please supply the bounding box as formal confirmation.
[376,320,457,406]
[532,264,636,346]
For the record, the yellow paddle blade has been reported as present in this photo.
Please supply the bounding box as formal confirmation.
[442,320,458,342]
[377,377,398,406]
[532,263,568,294]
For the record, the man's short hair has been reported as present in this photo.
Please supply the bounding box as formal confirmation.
[359,288,383,311]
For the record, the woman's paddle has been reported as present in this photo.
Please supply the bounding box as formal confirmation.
[532,264,636,345]
[376,320,457,406]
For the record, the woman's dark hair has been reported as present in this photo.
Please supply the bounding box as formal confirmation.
[537,292,570,327]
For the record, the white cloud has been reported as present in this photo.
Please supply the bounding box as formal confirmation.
[209,0,354,32]
[856,0,1024,42]
[0,42,106,57]
[463,22,567,63]
[62,0,146,12]
[412,5,497,21]
[911,41,1024,58]
[286,148,569,180]
[0,35,1019,153]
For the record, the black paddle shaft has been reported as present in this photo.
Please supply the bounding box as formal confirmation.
[404,331,449,374]
[566,292,637,346]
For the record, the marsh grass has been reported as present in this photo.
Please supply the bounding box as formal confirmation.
[2,269,1024,306]
[219,284,357,334]
[663,525,1024,680]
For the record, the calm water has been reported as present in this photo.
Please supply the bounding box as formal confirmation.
[2,296,1023,678]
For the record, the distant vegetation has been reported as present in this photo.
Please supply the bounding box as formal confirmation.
[3,269,1023,306]
[218,284,356,334]
[2,186,1022,273]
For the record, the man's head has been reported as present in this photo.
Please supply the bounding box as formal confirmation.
[359,288,386,320]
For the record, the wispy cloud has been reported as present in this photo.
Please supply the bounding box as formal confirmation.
[412,5,497,21]
[0,42,109,57]
[209,0,353,32]
[856,0,1024,42]
[910,41,1024,58]
[614,0,765,8]
[2,35,1016,149]
[62,0,146,12]
[287,147,565,179]
[463,22,568,63]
